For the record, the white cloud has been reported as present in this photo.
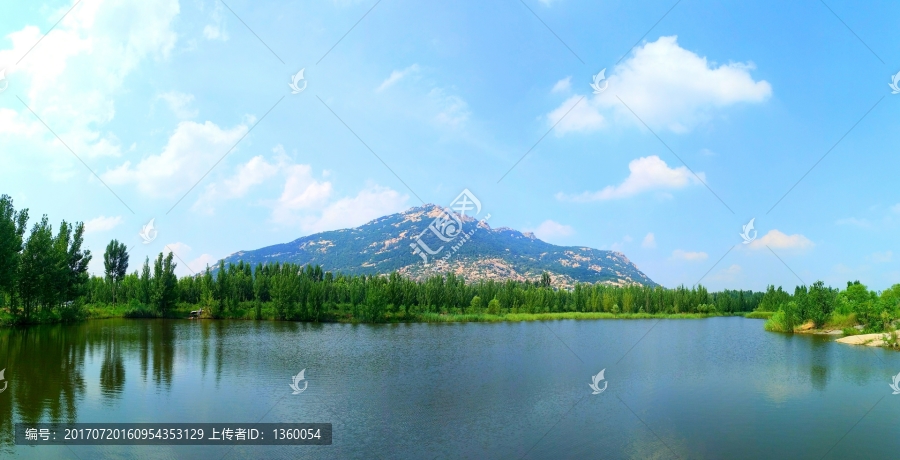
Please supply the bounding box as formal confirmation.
[0,0,180,159]
[163,242,216,276]
[551,76,571,93]
[272,164,334,223]
[609,235,633,252]
[103,120,250,197]
[871,251,892,263]
[157,91,198,119]
[430,88,469,128]
[672,249,708,261]
[84,215,123,234]
[203,2,228,41]
[163,242,192,259]
[548,95,605,133]
[721,264,742,275]
[836,217,871,228]
[299,185,409,233]
[546,35,772,134]
[557,155,703,201]
[708,264,742,283]
[531,220,574,241]
[700,148,716,156]
[747,229,813,250]
[642,232,656,249]
[193,152,282,214]
[377,64,419,91]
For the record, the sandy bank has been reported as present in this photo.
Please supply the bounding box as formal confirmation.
[835,332,898,347]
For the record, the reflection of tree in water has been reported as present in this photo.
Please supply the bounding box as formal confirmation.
[807,336,831,392]
[0,319,188,449]
[0,325,87,449]
[99,328,125,400]
[151,321,175,387]
[136,320,176,388]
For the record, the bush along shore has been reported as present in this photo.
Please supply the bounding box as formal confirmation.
[755,281,900,348]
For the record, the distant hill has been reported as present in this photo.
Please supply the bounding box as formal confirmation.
[220,204,657,288]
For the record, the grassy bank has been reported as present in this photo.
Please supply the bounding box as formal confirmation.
[744,311,775,319]
[1,302,752,326]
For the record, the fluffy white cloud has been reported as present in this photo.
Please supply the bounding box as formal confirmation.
[377,64,419,91]
[557,155,703,201]
[551,77,571,93]
[103,120,250,197]
[531,220,574,241]
[0,0,180,158]
[672,249,708,261]
[298,185,409,233]
[272,164,334,222]
[547,35,772,134]
[163,242,216,276]
[642,232,656,249]
[193,152,282,214]
[157,91,198,119]
[747,229,813,250]
[84,215,123,234]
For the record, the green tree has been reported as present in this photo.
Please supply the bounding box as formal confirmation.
[807,281,836,328]
[151,252,178,315]
[103,239,129,304]
[0,195,28,313]
[487,297,501,315]
[540,272,551,288]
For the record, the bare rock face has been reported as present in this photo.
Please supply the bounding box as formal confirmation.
[220,204,657,287]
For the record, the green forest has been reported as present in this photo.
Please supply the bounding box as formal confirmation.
[3,193,898,330]
[757,282,900,335]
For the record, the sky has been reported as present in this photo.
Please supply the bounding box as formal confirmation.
[0,0,898,291]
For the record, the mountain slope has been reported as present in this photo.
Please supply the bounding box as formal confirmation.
[221,205,657,288]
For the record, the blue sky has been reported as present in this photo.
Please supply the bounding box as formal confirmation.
[0,0,898,291]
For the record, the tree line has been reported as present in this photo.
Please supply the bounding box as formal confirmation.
[0,195,92,323]
[2,194,765,324]
[85,252,763,321]
[758,281,900,333]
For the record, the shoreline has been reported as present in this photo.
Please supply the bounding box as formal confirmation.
[1,307,762,327]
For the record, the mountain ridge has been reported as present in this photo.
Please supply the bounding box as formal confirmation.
[221,204,657,289]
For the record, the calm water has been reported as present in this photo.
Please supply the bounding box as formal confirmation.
[1,317,899,459]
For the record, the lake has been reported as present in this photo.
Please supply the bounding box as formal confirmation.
[1,317,899,459]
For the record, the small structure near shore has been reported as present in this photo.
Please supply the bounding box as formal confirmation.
[189,308,203,319]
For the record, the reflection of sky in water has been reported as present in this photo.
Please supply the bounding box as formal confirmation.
[3,318,900,458]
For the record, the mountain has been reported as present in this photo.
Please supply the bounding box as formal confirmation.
[220,205,657,288]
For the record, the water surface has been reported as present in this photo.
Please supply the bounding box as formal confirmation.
[1,317,899,459]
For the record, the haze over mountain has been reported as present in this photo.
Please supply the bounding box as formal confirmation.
[221,205,657,288]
